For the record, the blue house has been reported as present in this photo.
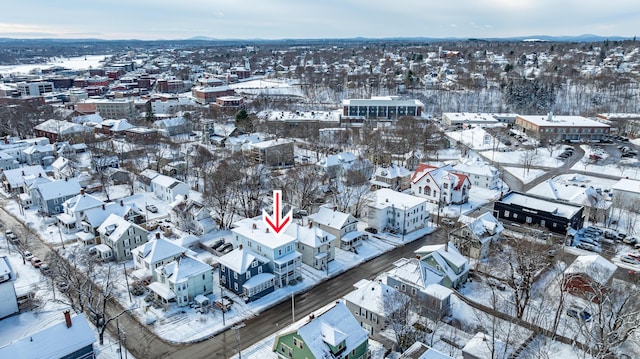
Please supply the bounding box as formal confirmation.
[217,245,275,302]
[31,178,82,215]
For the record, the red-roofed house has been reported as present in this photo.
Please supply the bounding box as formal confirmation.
[411,164,471,205]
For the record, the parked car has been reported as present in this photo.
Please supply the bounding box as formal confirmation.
[145,204,159,213]
[364,227,378,234]
[441,218,456,226]
[621,255,640,265]
[39,263,51,275]
[5,230,18,242]
[623,237,638,245]
[567,306,592,321]
[627,253,640,261]
[210,239,225,250]
[30,257,43,268]
[217,243,233,253]
[576,243,601,253]
[23,251,34,262]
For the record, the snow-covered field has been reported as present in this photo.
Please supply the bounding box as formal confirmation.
[502,166,547,184]
[0,55,109,75]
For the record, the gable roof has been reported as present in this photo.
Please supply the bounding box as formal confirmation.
[292,224,336,248]
[343,279,409,317]
[2,165,47,187]
[411,163,439,183]
[388,257,444,289]
[64,192,105,213]
[160,254,212,284]
[133,238,186,265]
[0,314,95,359]
[276,301,368,358]
[97,213,145,241]
[217,247,269,274]
[460,212,504,240]
[308,206,354,230]
[34,178,81,201]
[82,202,138,228]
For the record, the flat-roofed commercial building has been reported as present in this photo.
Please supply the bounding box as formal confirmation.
[515,113,610,142]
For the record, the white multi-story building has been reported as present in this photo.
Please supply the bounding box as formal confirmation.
[367,188,429,235]
[231,217,301,287]
[452,157,500,190]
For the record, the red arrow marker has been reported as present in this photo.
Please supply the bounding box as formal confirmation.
[263,190,292,234]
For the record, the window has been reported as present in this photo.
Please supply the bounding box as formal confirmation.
[252,261,258,268]
[540,220,546,227]
[513,213,518,219]
[258,266,263,274]
[443,183,449,189]
[246,272,251,280]
[135,235,141,243]
[202,274,205,280]
[526,216,532,224]
[221,266,226,272]
[234,283,238,291]
[234,272,238,280]
[401,284,406,292]
[504,210,510,217]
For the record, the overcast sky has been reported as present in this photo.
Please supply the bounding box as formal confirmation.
[1,0,638,40]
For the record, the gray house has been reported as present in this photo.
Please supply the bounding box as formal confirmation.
[97,214,149,261]
[31,178,82,215]
[343,279,409,336]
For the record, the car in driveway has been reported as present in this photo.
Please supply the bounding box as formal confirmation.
[30,257,43,268]
[23,251,34,262]
[623,236,638,245]
[217,242,233,254]
[576,242,601,253]
[441,218,456,226]
[5,230,18,243]
[145,204,159,213]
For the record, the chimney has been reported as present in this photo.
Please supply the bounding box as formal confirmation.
[239,244,243,250]
[120,200,124,207]
[333,206,337,211]
[64,310,72,328]
[252,223,257,230]
[444,242,449,252]
[265,227,269,233]
[155,232,160,239]
[22,170,25,176]
[308,222,312,228]
[102,204,105,210]
[80,189,85,195]
[4,136,8,144]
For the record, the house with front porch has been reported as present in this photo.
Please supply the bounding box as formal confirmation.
[295,223,337,271]
[1,165,47,193]
[149,253,213,307]
[308,205,365,251]
[80,201,145,237]
[56,191,105,233]
[97,214,149,261]
[217,245,275,302]
[273,301,369,359]
[132,235,187,281]
[231,217,302,287]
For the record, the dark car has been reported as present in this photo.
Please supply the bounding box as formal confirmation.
[364,227,378,234]
[217,243,233,253]
[210,239,225,250]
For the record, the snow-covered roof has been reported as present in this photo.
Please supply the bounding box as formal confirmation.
[277,301,368,359]
[217,247,270,274]
[151,174,183,189]
[82,202,137,228]
[294,224,336,248]
[416,242,467,269]
[374,164,411,179]
[2,165,47,187]
[565,255,616,285]
[22,144,54,155]
[308,207,354,230]
[99,118,134,132]
[133,238,186,266]
[34,178,81,201]
[316,152,357,168]
[460,212,504,240]
[612,178,640,195]
[517,114,609,128]
[0,314,96,359]
[343,279,408,317]
[34,119,88,134]
[343,96,424,108]
[248,138,294,149]
[369,188,427,209]
[231,217,297,250]
[499,192,582,219]
[153,116,186,128]
[402,341,454,359]
[243,272,276,289]
[463,332,511,359]
[0,256,15,282]
[64,192,104,213]
[452,156,498,178]
[388,258,444,289]
[159,254,212,284]
[97,213,144,241]
[50,156,68,171]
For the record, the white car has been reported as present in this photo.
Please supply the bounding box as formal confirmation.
[23,251,34,261]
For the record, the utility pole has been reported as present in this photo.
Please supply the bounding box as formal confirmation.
[291,291,295,323]
[232,322,246,359]
[221,286,225,326]
[123,262,132,302]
